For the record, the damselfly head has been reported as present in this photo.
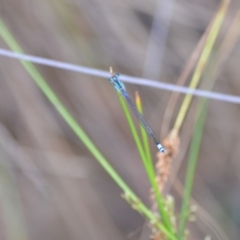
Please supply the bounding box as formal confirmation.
[109,73,120,83]
[109,73,125,92]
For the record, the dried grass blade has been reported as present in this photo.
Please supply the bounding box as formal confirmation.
[173,0,229,134]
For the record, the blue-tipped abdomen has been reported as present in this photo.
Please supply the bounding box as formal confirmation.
[157,143,165,153]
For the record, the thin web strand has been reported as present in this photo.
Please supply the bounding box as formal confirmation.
[0,48,240,104]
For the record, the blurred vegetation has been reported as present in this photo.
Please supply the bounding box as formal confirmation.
[0,0,240,240]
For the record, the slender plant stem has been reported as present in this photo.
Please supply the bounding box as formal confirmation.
[135,92,152,164]
[118,92,174,233]
[0,18,177,240]
[178,99,208,239]
[173,0,229,134]
[118,93,147,164]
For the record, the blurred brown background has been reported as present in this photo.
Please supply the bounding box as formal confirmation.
[0,0,240,239]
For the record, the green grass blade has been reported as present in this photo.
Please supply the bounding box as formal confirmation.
[177,2,229,238]
[118,92,174,233]
[178,99,208,239]
[0,18,177,240]
[118,93,147,164]
[135,92,152,165]
[134,92,175,233]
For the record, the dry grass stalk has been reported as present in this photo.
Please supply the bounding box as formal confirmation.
[155,129,180,194]
[149,129,180,240]
[160,9,216,139]
[150,227,165,240]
